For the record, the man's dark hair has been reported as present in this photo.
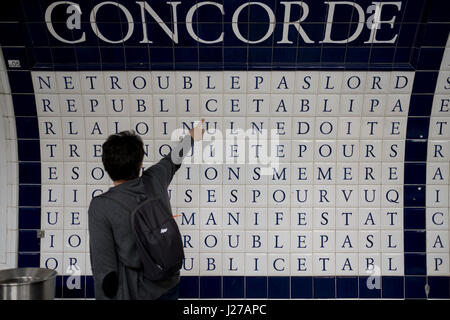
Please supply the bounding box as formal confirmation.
[102,131,145,181]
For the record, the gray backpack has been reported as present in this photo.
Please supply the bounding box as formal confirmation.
[103,176,184,281]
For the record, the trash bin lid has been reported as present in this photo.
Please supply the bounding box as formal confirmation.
[0,268,57,287]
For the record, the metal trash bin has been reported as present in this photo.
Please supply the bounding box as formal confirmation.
[0,268,57,300]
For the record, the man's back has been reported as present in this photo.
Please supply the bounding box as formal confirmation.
[88,172,179,300]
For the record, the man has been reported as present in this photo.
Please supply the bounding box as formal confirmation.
[88,119,205,300]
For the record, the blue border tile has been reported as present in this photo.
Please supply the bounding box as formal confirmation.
[7,71,33,93]
[246,276,267,298]
[223,276,244,298]
[62,275,86,299]
[408,95,433,117]
[180,276,199,298]
[200,276,222,298]
[406,117,430,140]
[403,185,426,207]
[86,275,95,299]
[15,117,39,139]
[18,185,41,207]
[404,230,426,252]
[313,277,335,299]
[405,253,427,275]
[382,276,404,299]
[336,277,358,298]
[405,276,426,299]
[19,162,41,184]
[12,94,37,117]
[17,253,40,268]
[404,208,426,230]
[404,163,427,185]
[268,276,290,299]
[359,276,381,298]
[427,277,450,299]
[18,207,41,229]
[18,230,40,252]
[17,139,41,162]
[291,277,313,299]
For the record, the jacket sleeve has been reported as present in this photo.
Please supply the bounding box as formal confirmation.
[143,134,194,189]
[88,197,119,300]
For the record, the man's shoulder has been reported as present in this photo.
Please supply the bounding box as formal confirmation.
[88,189,119,215]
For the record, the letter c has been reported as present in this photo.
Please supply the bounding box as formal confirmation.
[45,1,86,43]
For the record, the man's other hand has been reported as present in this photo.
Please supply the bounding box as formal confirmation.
[190,118,205,141]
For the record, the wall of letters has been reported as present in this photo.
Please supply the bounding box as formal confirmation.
[1,0,449,298]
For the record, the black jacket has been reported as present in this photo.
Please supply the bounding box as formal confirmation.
[88,135,193,299]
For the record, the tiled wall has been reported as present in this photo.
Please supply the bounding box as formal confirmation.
[0,0,449,299]
[0,49,18,270]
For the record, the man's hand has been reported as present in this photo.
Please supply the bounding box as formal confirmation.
[190,118,205,141]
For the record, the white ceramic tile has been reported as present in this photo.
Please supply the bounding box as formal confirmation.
[426,185,449,207]
[103,71,128,93]
[222,186,245,207]
[429,117,450,139]
[383,117,407,139]
[390,72,414,93]
[40,253,63,275]
[247,72,271,93]
[224,71,247,93]
[435,71,450,94]
[85,118,108,139]
[290,253,312,275]
[295,72,319,93]
[426,208,448,230]
[427,253,449,275]
[339,94,363,116]
[176,94,200,116]
[315,117,337,139]
[176,208,199,230]
[385,94,410,116]
[319,71,343,93]
[176,185,199,207]
[82,95,107,116]
[427,231,449,252]
[312,253,335,275]
[41,229,63,252]
[358,231,380,252]
[381,230,403,252]
[56,72,81,93]
[223,94,246,116]
[335,253,358,275]
[223,253,245,275]
[176,71,199,93]
[32,72,57,93]
[366,72,390,93]
[381,163,403,185]
[245,253,267,275]
[39,117,62,139]
[200,72,223,93]
[271,72,294,93]
[42,162,64,184]
[63,253,86,275]
[41,208,63,229]
[80,72,105,94]
[335,208,358,229]
[181,252,200,275]
[342,72,366,93]
[245,208,267,230]
[381,253,403,275]
[151,72,175,94]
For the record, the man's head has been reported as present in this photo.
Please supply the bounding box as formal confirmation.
[102,131,144,182]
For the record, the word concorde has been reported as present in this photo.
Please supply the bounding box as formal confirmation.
[45,1,403,44]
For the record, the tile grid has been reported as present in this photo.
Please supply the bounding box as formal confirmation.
[402,11,449,298]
